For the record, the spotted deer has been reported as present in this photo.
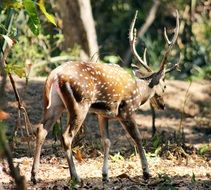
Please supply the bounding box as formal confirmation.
[31,10,179,184]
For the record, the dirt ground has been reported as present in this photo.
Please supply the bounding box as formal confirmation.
[0,77,211,190]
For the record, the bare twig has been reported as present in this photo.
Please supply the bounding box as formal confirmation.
[7,66,34,138]
[179,81,192,144]
[1,36,35,145]
[0,125,27,190]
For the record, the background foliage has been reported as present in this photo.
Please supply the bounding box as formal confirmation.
[0,0,210,79]
[92,0,210,80]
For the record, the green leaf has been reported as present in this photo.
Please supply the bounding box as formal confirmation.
[152,134,161,149]
[52,122,62,142]
[38,0,57,26]
[104,55,120,64]
[158,173,172,183]
[191,172,196,183]
[198,144,209,155]
[5,63,26,78]
[2,0,23,9]
[110,152,124,162]
[154,146,162,156]
[27,16,40,35]
[23,0,40,35]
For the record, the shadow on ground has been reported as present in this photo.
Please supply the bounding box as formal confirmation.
[2,173,211,190]
[1,77,211,189]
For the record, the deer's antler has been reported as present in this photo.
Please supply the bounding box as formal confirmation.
[159,10,180,72]
[129,11,152,73]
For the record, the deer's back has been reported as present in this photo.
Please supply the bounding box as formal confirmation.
[46,61,140,116]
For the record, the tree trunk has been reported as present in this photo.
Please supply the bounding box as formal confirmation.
[57,0,99,60]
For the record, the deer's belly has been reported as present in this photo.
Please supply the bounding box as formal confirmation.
[90,101,119,117]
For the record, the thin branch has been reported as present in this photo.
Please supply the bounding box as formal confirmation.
[179,81,192,144]
[0,125,27,190]
[7,64,34,138]
[1,37,34,141]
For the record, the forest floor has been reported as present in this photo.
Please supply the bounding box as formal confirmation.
[0,77,211,190]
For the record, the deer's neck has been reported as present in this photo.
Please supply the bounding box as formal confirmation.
[136,79,155,106]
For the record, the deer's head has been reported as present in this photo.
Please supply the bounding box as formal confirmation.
[129,10,180,110]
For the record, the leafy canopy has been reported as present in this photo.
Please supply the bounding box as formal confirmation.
[1,0,56,35]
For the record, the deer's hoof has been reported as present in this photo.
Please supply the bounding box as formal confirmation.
[71,175,81,184]
[31,175,38,185]
[102,173,109,182]
[143,172,151,180]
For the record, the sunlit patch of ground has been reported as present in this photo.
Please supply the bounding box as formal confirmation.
[0,78,211,189]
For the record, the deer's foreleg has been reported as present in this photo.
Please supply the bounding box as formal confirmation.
[119,115,151,180]
[98,115,110,182]
[150,103,156,137]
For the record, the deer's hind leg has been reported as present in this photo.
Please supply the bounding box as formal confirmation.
[59,82,90,182]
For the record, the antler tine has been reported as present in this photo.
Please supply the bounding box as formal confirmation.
[143,48,147,65]
[131,63,140,70]
[164,10,179,47]
[129,10,138,43]
[165,62,180,73]
[165,53,181,74]
[164,27,171,45]
[159,10,180,71]
[129,11,152,73]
